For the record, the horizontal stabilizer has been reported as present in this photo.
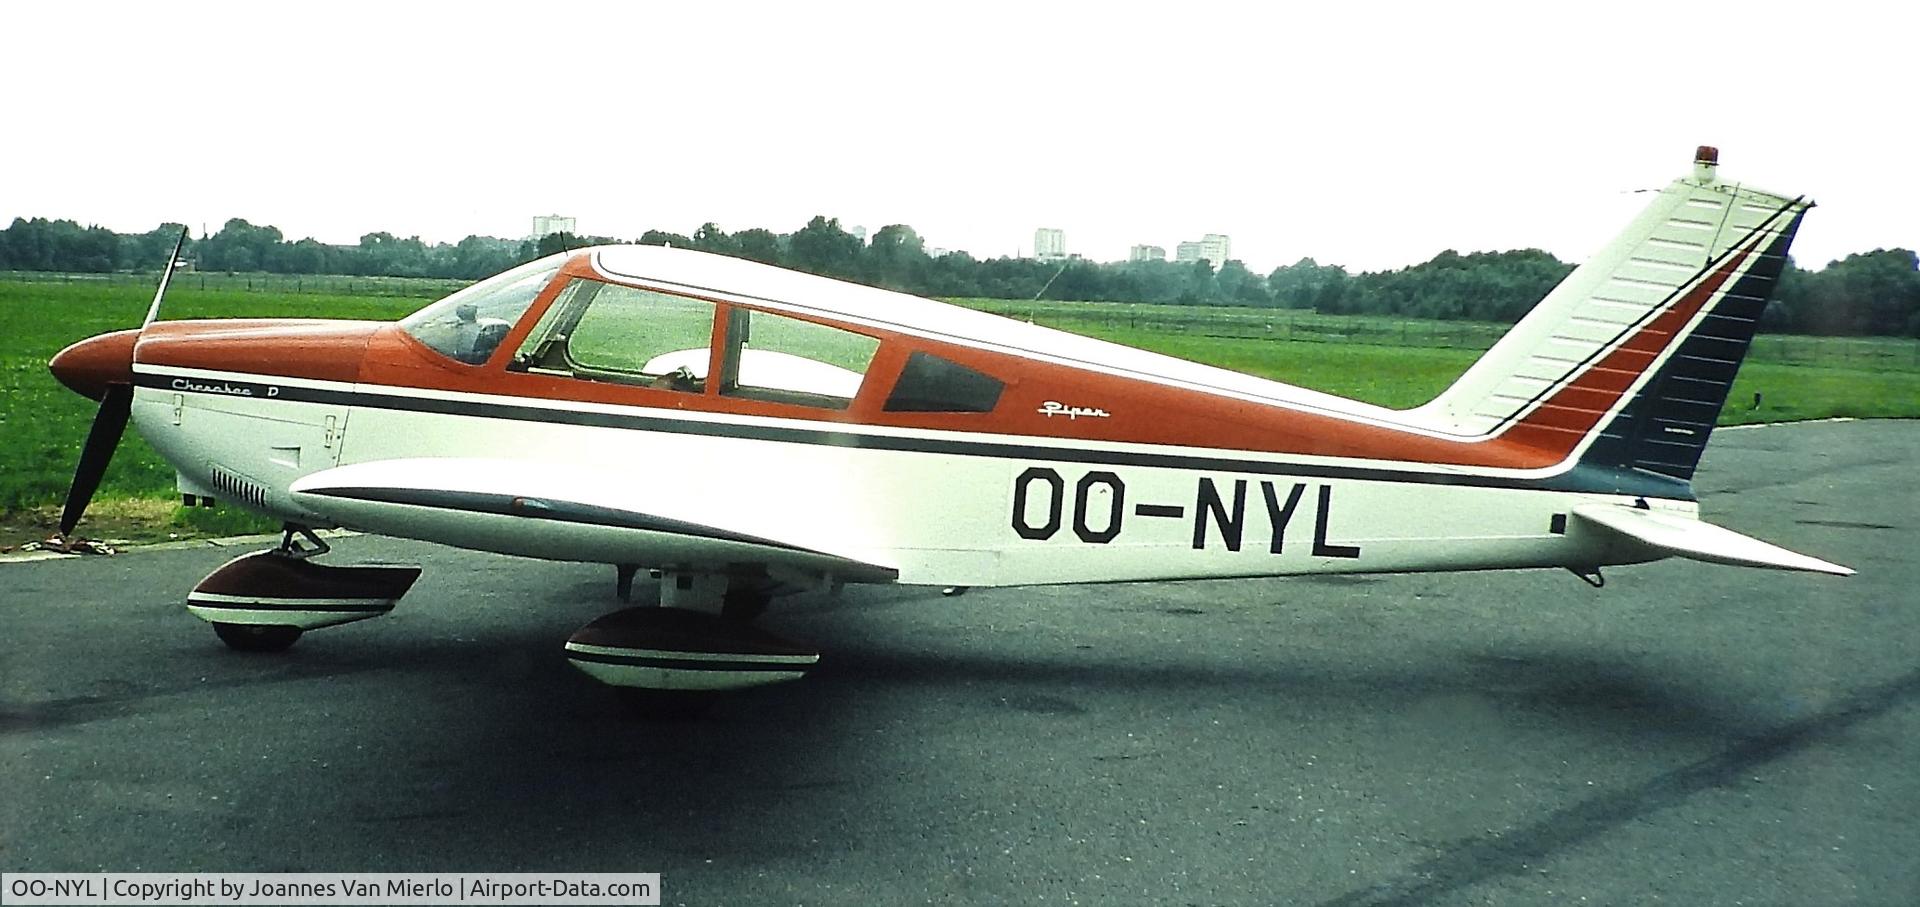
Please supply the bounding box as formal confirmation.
[1572,503,1852,576]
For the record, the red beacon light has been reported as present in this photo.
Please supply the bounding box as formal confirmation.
[1694,145,1720,183]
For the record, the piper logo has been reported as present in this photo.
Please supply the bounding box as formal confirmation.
[1038,401,1110,420]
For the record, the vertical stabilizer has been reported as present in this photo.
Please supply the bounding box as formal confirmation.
[1411,147,1809,481]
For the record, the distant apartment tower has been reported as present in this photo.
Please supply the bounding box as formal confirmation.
[1033,227,1067,262]
[1129,244,1167,262]
[1175,233,1231,267]
[532,214,577,238]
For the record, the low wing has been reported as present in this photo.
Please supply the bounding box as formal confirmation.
[288,458,899,583]
[1571,503,1853,576]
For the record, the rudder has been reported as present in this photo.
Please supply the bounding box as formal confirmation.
[1579,199,1805,480]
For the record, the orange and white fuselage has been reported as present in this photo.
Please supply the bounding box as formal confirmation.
[59,150,1848,595]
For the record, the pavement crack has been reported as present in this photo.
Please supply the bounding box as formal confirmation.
[1316,665,1920,907]
[0,661,389,734]
[1794,519,1898,530]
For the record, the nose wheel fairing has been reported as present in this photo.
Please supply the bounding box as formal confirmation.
[187,549,421,639]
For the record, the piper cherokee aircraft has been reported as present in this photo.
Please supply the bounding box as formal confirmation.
[48,147,1849,714]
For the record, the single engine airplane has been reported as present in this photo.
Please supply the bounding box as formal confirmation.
[48,147,1850,714]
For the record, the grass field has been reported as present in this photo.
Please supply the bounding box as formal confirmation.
[951,298,1920,373]
[1047,325,1920,423]
[4,275,1916,544]
[0,282,422,540]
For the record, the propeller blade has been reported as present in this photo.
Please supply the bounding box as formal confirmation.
[55,226,181,537]
[58,383,134,537]
[142,225,190,328]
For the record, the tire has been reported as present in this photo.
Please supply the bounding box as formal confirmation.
[213,622,303,652]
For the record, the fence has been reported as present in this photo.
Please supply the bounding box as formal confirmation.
[959,300,1920,372]
[0,270,465,299]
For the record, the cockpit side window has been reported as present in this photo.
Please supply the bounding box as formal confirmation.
[883,351,1005,413]
[511,278,717,393]
[718,308,880,410]
[399,258,562,365]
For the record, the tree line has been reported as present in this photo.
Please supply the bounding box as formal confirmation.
[4,215,1916,337]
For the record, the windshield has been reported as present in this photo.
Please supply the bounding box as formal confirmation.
[399,255,564,364]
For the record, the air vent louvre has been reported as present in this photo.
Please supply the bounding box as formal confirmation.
[207,465,270,510]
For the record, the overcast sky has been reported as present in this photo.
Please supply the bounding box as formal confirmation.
[5,1,1913,273]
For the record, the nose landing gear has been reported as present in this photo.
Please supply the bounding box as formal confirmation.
[187,525,421,652]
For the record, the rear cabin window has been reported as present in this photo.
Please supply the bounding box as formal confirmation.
[400,258,561,365]
[718,309,880,410]
[511,279,716,393]
[883,351,1005,413]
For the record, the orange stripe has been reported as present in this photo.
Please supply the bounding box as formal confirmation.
[1499,241,1754,454]
[132,240,1761,475]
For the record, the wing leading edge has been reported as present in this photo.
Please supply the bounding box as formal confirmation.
[288,458,899,583]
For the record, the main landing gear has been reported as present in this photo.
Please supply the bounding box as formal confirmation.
[182,528,811,719]
[186,524,420,652]
[565,569,820,719]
